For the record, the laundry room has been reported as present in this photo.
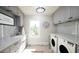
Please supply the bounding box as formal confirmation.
[0,6,79,53]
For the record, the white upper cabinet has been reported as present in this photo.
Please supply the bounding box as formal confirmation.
[0,13,14,25]
[70,6,79,20]
[3,6,24,26]
[53,6,70,24]
[53,6,79,24]
[5,6,18,15]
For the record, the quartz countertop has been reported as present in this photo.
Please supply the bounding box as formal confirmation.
[0,35,25,51]
[54,33,79,45]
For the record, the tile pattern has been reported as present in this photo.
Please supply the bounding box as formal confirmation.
[3,25,18,37]
[0,25,2,40]
[0,25,19,39]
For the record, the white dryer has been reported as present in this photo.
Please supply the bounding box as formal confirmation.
[58,35,76,53]
[49,33,58,53]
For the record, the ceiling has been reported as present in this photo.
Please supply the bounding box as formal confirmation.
[18,6,59,16]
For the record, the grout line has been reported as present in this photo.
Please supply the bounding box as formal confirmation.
[2,25,3,40]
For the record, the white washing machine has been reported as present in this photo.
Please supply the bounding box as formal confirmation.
[58,35,76,53]
[49,33,58,53]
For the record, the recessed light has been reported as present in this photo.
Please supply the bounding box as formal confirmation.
[36,7,45,13]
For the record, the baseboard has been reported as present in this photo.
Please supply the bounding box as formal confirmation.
[28,42,49,46]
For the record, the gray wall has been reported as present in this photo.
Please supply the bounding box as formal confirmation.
[24,15,55,45]
[55,21,77,35]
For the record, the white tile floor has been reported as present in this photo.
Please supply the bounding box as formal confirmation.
[23,45,53,53]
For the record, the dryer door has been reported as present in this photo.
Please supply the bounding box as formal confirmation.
[59,45,69,53]
[51,39,55,47]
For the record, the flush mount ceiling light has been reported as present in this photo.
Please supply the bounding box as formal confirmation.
[36,7,45,13]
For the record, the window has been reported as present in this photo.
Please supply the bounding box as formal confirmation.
[29,20,40,38]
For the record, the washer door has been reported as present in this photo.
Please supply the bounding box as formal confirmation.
[51,39,55,47]
[59,45,69,53]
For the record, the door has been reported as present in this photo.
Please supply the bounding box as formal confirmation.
[28,20,40,45]
[59,45,69,53]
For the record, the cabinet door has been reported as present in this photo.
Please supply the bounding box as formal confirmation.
[3,6,18,15]
[77,21,79,36]
[14,8,24,26]
[18,13,24,26]
[53,8,61,24]
[63,6,71,22]
[53,6,70,24]
[70,6,79,20]
[14,15,20,26]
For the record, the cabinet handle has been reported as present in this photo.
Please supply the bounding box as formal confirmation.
[68,17,73,19]
[58,20,61,23]
[6,9,12,12]
[67,41,74,47]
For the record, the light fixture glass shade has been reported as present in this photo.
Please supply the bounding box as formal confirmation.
[36,7,45,13]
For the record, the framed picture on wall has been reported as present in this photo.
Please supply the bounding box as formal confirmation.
[43,21,50,29]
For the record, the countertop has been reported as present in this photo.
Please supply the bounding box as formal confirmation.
[54,33,79,45]
[0,35,25,51]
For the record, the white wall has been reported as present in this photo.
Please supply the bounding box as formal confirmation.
[23,15,55,45]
